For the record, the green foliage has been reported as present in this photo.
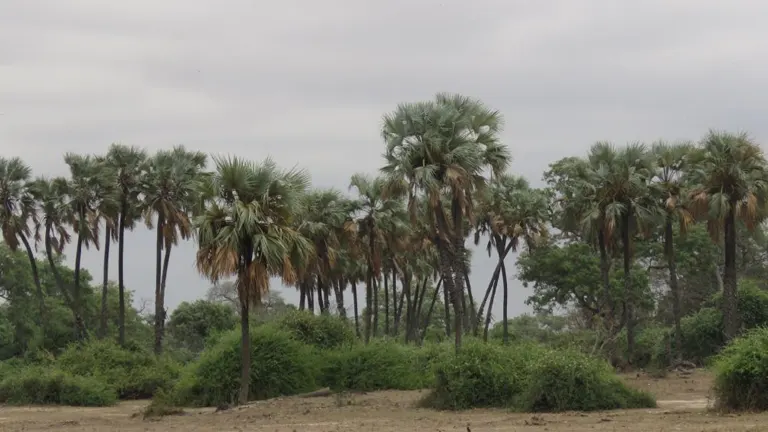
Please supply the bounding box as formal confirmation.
[517,349,656,412]
[57,339,180,399]
[170,326,318,407]
[421,341,655,412]
[275,310,356,350]
[323,339,443,391]
[0,366,117,406]
[713,327,768,411]
[167,300,237,354]
[422,339,541,410]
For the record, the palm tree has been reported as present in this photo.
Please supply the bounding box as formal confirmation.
[29,177,74,324]
[380,93,510,351]
[650,141,694,360]
[0,158,45,324]
[687,131,768,341]
[349,173,409,340]
[143,146,207,354]
[295,189,352,316]
[106,144,148,346]
[64,153,116,340]
[195,156,312,405]
[93,156,120,339]
[475,174,548,342]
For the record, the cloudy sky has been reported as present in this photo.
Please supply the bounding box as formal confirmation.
[2,0,767,321]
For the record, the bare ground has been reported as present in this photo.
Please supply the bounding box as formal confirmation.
[1,370,766,431]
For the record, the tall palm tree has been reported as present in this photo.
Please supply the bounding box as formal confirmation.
[650,141,694,360]
[687,131,768,341]
[64,153,116,340]
[380,93,510,351]
[93,155,120,339]
[296,189,354,316]
[106,144,148,346]
[29,177,74,323]
[475,174,548,342]
[143,146,207,354]
[349,173,404,341]
[195,156,312,405]
[0,158,45,324]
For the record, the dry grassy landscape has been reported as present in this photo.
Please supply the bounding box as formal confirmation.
[1,370,765,432]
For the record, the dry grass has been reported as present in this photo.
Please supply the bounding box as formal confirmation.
[0,370,765,431]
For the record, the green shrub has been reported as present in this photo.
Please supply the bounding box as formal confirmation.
[275,311,356,350]
[680,307,724,365]
[517,349,656,412]
[57,339,181,399]
[712,327,768,411]
[169,326,319,407]
[323,339,434,391]
[0,366,117,406]
[421,340,543,410]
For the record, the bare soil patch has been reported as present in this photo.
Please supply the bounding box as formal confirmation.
[1,369,766,431]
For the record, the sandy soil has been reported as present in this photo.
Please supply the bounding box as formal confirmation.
[1,370,766,431]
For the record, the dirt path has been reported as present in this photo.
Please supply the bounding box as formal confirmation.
[1,370,765,431]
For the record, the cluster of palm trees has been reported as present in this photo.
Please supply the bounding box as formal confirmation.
[0,145,207,354]
[546,131,768,363]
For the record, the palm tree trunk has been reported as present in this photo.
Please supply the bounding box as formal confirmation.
[483,271,499,341]
[420,278,443,344]
[477,240,513,334]
[664,217,683,361]
[391,267,398,334]
[384,271,390,336]
[597,227,614,316]
[436,203,462,352]
[621,217,635,365]
[299,283,306,311]
[364,273,373,343]
[723,205,739,341]
[156,243,172,353]
[334,280,345,317]
[99,227,111,339]
[442,274,451,338]
[352,281,360,338]
[18,232,45,335]
[154,216,165,355]
[464,271,475,332]
[316,277,326,314]
[307,281,314,313]
[73,223,87,341]
[501,261,510,345]
[118,200,127,347]
[372,276,379,337]
[45,226,73,308]
[237,244,254,405]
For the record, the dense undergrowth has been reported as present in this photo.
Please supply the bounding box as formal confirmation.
[712,327,768,412]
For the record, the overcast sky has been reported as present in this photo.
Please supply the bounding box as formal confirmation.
[2,0,767,322]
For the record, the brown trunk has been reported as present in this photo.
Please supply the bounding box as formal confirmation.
[117,198,127,346]
[501,261,510,344]
[598,228,613,315]
[334,280,346,317]
[664,217,683,361]
[299,282,306,311]
[352,281,360,338]
[372,276,379,336]
[19,232,45,331]
[723,205,739,341]
[73,220,87,341]
[384,271,390,336]
[99,227,111,339]
[621,212,635,365]
[484,268,500,341]
[154,215,164,355]
[420,278,443,344]
[364,273,373,343]
[238,300,250,405]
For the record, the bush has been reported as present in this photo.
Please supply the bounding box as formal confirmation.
[275,311,356,350]
[323,339,437,391]
[169,326,319,407]
[517,349,656,412]
[712,327,768,411]
[57,339,180,399]
[0,366,117,406]
[421,340,542,410]
[679,307,724,365]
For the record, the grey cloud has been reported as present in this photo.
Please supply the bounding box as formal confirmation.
[3,0,768,321]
